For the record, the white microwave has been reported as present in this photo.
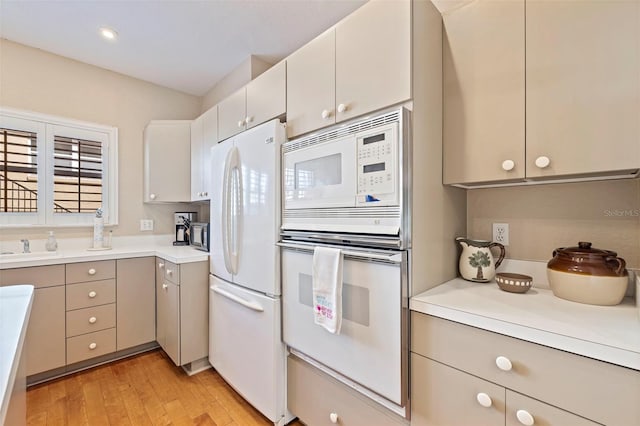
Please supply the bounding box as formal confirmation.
[282,109,409,239]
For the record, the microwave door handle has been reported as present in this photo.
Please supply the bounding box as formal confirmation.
[222,147,234,274]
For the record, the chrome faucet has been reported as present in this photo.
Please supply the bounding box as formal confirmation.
[20,239,30,253]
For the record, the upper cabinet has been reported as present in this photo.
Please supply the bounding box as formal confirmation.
[442,0,525,185]
[144,120,191,202]
[286,0,411,138]
[443,0,640,186]
[217,61,286,142]
[191,106,217,201]
[525,0,640,179]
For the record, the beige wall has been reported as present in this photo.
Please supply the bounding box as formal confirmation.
[201,55,273,112]
[467,179,640,268]
[0,39,204,240]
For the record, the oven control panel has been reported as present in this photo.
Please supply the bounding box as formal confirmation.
[356,123,398,205]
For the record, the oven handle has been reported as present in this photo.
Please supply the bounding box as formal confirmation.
[211,285,264,312]
[277,242,404,264]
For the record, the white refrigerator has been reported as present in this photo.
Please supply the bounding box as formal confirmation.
[208,119,289,425]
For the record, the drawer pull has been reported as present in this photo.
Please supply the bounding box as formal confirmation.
[89,343,97,350]
[88,291,97,298]
[535,155,550,169]
[162,283,169,290]
[88,268,96,275]
[329,412,339,424]
[158,262,165,269]
[89,316,97,324]
[502,159,515,171]
[167,269,173,276]
[516,409,535,426]
[476,392,493,408]
[496,356,513,371]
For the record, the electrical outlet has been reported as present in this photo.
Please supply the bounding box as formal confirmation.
[492,223,509,246]
[140,219,154,231]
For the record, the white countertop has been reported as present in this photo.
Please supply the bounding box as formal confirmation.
[411,276,640,371]
[0,285,34,425]
[0,235,209,269]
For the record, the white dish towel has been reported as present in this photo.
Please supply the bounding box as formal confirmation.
[312,246,343,334]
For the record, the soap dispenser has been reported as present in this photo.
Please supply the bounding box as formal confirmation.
[45,231,58,251]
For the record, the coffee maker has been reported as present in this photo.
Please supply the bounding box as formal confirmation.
[174,212,197,246]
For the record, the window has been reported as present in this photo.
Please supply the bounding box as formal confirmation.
[0,108,118,227]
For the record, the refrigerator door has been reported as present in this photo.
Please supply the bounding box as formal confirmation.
[209,275,285,423]
[210,138,233,282]
[232,120,284,295]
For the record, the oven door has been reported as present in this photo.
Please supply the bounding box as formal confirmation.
[280,242,408,410]
[283,134,357,210]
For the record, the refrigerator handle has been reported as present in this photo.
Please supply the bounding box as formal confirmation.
[221,147,235,275]
[232,160,243,275]
[211,285,264,312]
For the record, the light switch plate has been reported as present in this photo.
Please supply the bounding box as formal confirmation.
[140,219,154,231]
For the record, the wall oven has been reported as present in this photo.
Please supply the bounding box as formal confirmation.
[282,108,410,247]
[279,241,409,417]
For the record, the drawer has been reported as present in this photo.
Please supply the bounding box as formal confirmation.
[505,390,599,426]
[287,355,405,426]
[66,328,116,365]
[0,264,65,288]
[411,312,640,425]
[66,260,115,284]
[161,259,180,285]
[66,304,116,337]
[66,279,116,310]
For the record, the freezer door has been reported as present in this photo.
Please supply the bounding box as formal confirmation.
[232,120,284,295]
[208,275,285,423]
[210,138,233,282]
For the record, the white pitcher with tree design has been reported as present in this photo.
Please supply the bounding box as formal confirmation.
[455,237,505,282]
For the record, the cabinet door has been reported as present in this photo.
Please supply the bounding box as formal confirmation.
[218,88,246,142]
[286,29,336,138]
[506,390,599,426]
[201,106,218,199]
[156,271,180,366]
[190,115,205,201]
[526,0,640,178]
[143,121,191,202]
[335,0,411,123]
[442,0,525,185]
[179,261,209,364]
[116,257,156,350]
[411,353,505,426]
[26,286,66,376]
[246,61,286,129]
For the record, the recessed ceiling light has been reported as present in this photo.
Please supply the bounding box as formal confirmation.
[99,26,118,41]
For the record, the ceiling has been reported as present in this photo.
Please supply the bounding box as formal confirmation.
[0,0,367,96]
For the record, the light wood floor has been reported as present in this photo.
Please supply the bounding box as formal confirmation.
[26,349,303,426]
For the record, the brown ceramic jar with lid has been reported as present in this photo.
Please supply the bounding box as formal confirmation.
[547,242,628,306]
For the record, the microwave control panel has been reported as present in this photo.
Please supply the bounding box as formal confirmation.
[356,123,398,205]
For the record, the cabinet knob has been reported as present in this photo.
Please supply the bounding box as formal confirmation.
[158,262,164,269]
[516,409,535,426]
[162,283,169,290]
[535,156,550,169]
[495,356,513,371]
[203,192,208,196]
[167,269,173,276]
[337,103,348,113]
[321,109,331,120]
[502,159,515,171]
[88,268,96,275]
[89,343,97,350]
[329,412,339,424]
[476,392,493,408]
[88,291,97,298]
[237,119,245,128]
[245,116,253,124]
[89,316,97,324]
[149,193,157,200]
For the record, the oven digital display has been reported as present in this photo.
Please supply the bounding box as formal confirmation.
[363,162,385,173]
[363,133,385,145]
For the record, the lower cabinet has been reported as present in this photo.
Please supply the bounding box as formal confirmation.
[155,257,209,367]
[116,257,156,350]
[411,354,598,426]
[287,355,406,426]
[411,312,640,426]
